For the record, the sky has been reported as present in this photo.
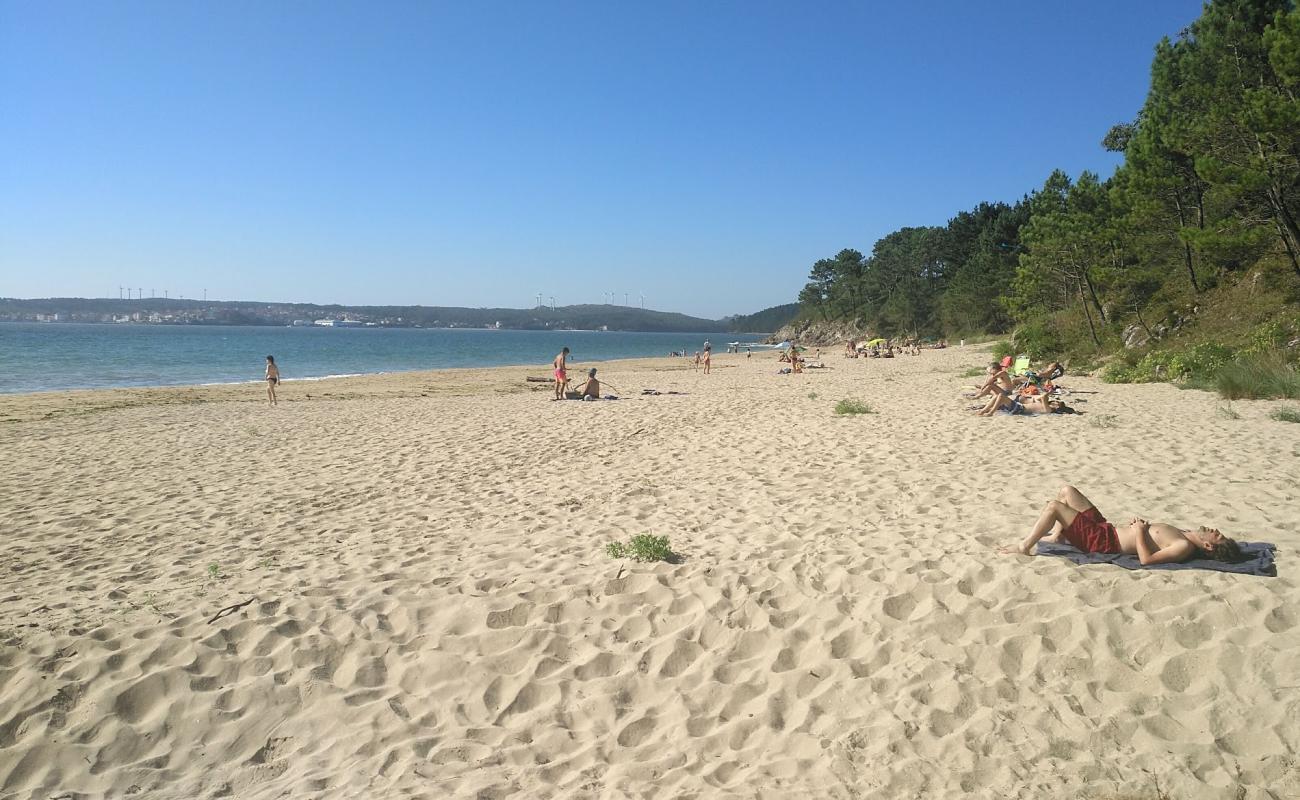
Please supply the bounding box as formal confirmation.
[1,1,1204,319]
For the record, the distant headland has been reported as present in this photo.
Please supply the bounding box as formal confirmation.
[0,297,799,335]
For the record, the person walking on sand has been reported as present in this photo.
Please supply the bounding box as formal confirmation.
[1006,485,1243,565]
[553,347,570,401]
[703,347,712,374]
[265,355,280,405]
[693,351,701,371]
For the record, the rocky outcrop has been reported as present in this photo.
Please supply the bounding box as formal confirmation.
[768,318,874,345]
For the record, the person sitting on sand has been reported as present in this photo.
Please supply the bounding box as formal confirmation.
[265,355,280,405]
[553,347,570,400]
[573,368,601,400]
[973,362,1013,398]
[1009,485,1243,565]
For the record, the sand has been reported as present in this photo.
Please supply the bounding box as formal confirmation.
[1,346,1298,799]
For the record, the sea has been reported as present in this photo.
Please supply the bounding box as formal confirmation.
[0,323,773,394]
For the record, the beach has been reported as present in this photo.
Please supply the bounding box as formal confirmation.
[1,346,1297,799]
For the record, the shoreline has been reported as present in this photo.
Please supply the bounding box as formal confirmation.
[0,352,723,423]
[0,324,773,397]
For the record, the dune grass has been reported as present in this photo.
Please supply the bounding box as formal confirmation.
[1215,355,1300,400]
[834,399,873,416]
[1270,407,1300,423]
[606,534,675,563]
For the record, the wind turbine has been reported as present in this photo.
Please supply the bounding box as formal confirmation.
[624,292,629,306]
[640,292,645,310]
[536,292,543,308]
[550,296,556,310]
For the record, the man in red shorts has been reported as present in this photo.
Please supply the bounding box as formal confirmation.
[552,347,570,401]
[1009,485,1242,565]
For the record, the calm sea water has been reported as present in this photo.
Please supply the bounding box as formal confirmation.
[0,323,770,394]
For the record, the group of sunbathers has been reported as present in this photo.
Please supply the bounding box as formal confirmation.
[971,356,1071,415]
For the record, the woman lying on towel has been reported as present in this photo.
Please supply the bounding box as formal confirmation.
[976,390,1071,416]
[1007,484,1242,564]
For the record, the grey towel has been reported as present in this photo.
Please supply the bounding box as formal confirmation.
[1036,541,1277,577]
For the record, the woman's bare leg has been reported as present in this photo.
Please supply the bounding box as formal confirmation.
[978,393,1008,416]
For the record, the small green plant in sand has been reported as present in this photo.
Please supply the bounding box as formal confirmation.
[834,399,873,416]
[1216,404,1241,420]
[143,591,164,614]
[606,534,674,563]
[807,392,818,400]
[1088,414,1118,429]
[1270,407,1300,423]
[207,563,223,581]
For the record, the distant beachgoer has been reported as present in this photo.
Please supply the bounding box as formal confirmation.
[693,351,701,370]
[703,340,711,353]
[553,347,570,400]
[1008,485,1243,565]
[703,347,712,374]
[574,368,601,399]
[747,346,752,359]
[265,355,279,405]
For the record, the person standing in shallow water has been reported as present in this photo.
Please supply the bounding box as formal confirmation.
[265,355,280,405]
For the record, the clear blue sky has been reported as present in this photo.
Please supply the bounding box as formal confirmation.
[1,1,1201,318]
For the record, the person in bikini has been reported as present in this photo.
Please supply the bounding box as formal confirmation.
[1008,485,1242,565]
[553,347,570,401]
[265,355,280,405]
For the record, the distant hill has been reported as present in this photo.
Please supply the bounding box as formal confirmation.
[0,297,731,333]
[724,303,800,333]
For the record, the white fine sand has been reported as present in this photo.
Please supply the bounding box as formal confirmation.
[1,347,1298,799]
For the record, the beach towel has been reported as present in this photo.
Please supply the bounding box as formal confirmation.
[1036,540,1277,576]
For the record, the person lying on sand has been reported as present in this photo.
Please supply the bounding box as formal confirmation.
[1007,484,1242,565]
[976,391,1066,416]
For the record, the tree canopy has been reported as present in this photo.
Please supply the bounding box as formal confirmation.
[792,1,1300,351]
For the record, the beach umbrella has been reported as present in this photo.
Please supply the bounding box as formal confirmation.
[866,338,886,346]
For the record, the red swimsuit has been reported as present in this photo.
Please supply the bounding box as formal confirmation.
[1062,507,1122,554]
